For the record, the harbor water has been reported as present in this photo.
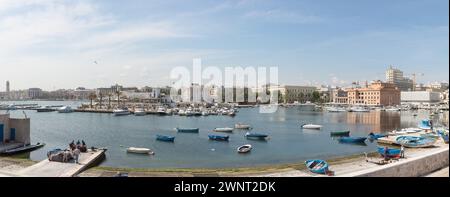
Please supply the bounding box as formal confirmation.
[2,101,448,169]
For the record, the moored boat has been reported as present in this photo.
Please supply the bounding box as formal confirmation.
[330,130,350,136]
[245,132,268,140]
[156,135,175,142]
[126,147,154,155]
[113,108,131,116]
[235,123,251,129]
[395,136,436,148]
[377,146,401,159]
[213,127,234,133]
[301,124,322,130]
[237,144,252,153]
[338,137,367,144]
[305,159,329,174]
[368,132,387,140]
[175,128,199,133]
[57,106,73,113]
[37,106,54,112]
[134,109,146,116]
[208,134,230,141]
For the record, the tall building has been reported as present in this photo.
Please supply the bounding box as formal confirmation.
[385,66,413,91]
[6,81,10,93]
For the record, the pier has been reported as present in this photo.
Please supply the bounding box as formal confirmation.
[16,148,106,177]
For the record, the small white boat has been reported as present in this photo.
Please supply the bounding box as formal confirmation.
[202,111,209,116]
[301,124,322,129]
[214,127,234,132]
[113,109,130,116]
[235,123,251,129]
[237,144,252,153]
[57,106,73,113]
[134,109,146,116]
[157,107,166,115]
[349,107,370,112]
[327,107,346,112]
[126,147,154,155]
[386,107,400,112]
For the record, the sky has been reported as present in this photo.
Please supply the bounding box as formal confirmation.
[0,0,448,90]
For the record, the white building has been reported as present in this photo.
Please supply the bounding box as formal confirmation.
[401,91,441,105]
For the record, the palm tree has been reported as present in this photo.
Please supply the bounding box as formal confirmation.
[107,93,113,109]
[115,90,122,107]
[98,92,104,109]
[88,93,97,109]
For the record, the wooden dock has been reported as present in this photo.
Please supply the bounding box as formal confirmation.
[17,148,106,177]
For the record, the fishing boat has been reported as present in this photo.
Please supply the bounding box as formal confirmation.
[208,135,230,141]
[175,128,199,133]
[235,123,251,129]
[213,127,234,133]
[0,143,46,155]
[126,147,154,155]
[113,108,130,116]
[305,159,329,174]
[338,137,367,144]
[301,124,322,130]
[377,147,401,159]
[37,106,54,112]
[368,132,387,140]
[134,109,146,116]
[330,130,350,136]
[418,119,432,130]
[57,106,73,113]
[395,136,436,148]
[245,132,268,140]
[156,135,175,142]
[237,144,252,153]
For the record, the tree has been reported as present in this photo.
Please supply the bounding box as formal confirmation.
[299,92,304,103]
[312,91,321,103]
[107,93,113,109]
[88,93,97,109]
[98,92,104,109]
[116,90,122,106]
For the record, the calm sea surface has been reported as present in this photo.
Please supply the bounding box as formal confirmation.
[1,101,448,169]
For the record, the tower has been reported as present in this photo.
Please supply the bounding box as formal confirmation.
[6,81,10,93]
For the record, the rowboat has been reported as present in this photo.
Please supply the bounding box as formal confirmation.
[301,124,322,130]
[214,128,234,133]
[208,135,229,141]
[338,137,367,144]
[368,133,387,140]
[396,136,436,148]
[245,132,268,140]
[0,143,46,155]
[175,128,199,133]
[377,147,401,159]
[235,123,251,129]
[156,135,175,142]
[126,147,154,155]
[305,159,329,174]
[418,119,432,130]
[330,130,350,136]
[237,144,252,153]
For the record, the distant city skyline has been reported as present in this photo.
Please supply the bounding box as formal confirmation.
[0,0,448,90]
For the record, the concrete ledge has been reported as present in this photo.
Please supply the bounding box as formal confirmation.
[339,147,449,177]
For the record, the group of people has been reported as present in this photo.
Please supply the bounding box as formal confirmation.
[47,140,88,164]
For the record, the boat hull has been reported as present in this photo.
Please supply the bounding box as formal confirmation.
[208,135,229,141]
[305,160,329,174]
[338,137,367,144]
[396,136,436,148]
[176,128,200,133]
[330,131,350,136]
[377,147,401,159]
[156,135,175,142]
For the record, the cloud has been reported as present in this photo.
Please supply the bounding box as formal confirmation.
[244,9,323,24]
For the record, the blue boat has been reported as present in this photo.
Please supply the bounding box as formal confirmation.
[418,119,432,130]
[396,136,436,148]
[245,132,268,140]
[208,135,229,141]
[437,130,449,144]
[338,137,367,144]
[156,135,175,142]
[368,133,387,140]
[377,146,401,159]
[305,159,329,174]
[175,128,199,133]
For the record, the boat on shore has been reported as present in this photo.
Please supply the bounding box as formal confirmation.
[213,127,234,133]
[245,132,268,140]
[113,108,131,116]
[305,159,329,174]
[175,128,199,133]
[208,135,230,141]
[126,147,154,155]
[377,147,401,159]
[237,144,252,153]
[57,106,73,113]
[235,123,251,129]
[330,130,350,136]
[301,124,322,130]
[418,119,432,130]
[338,137,367,144]
[0,143,46,155]
[390,128,422,135]
[156,135,175,142]
[396,136,436,148]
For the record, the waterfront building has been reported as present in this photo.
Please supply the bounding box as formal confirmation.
[97,84,138,95]
[385,66,413,91]
[28,88,43,99]
[401,91,441,105]
[317,85,333,103]
[0,113,30,144]
[346,80,400,106]
[73,88,96,100]
[268,85,317,104]
[331,88,348,104]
